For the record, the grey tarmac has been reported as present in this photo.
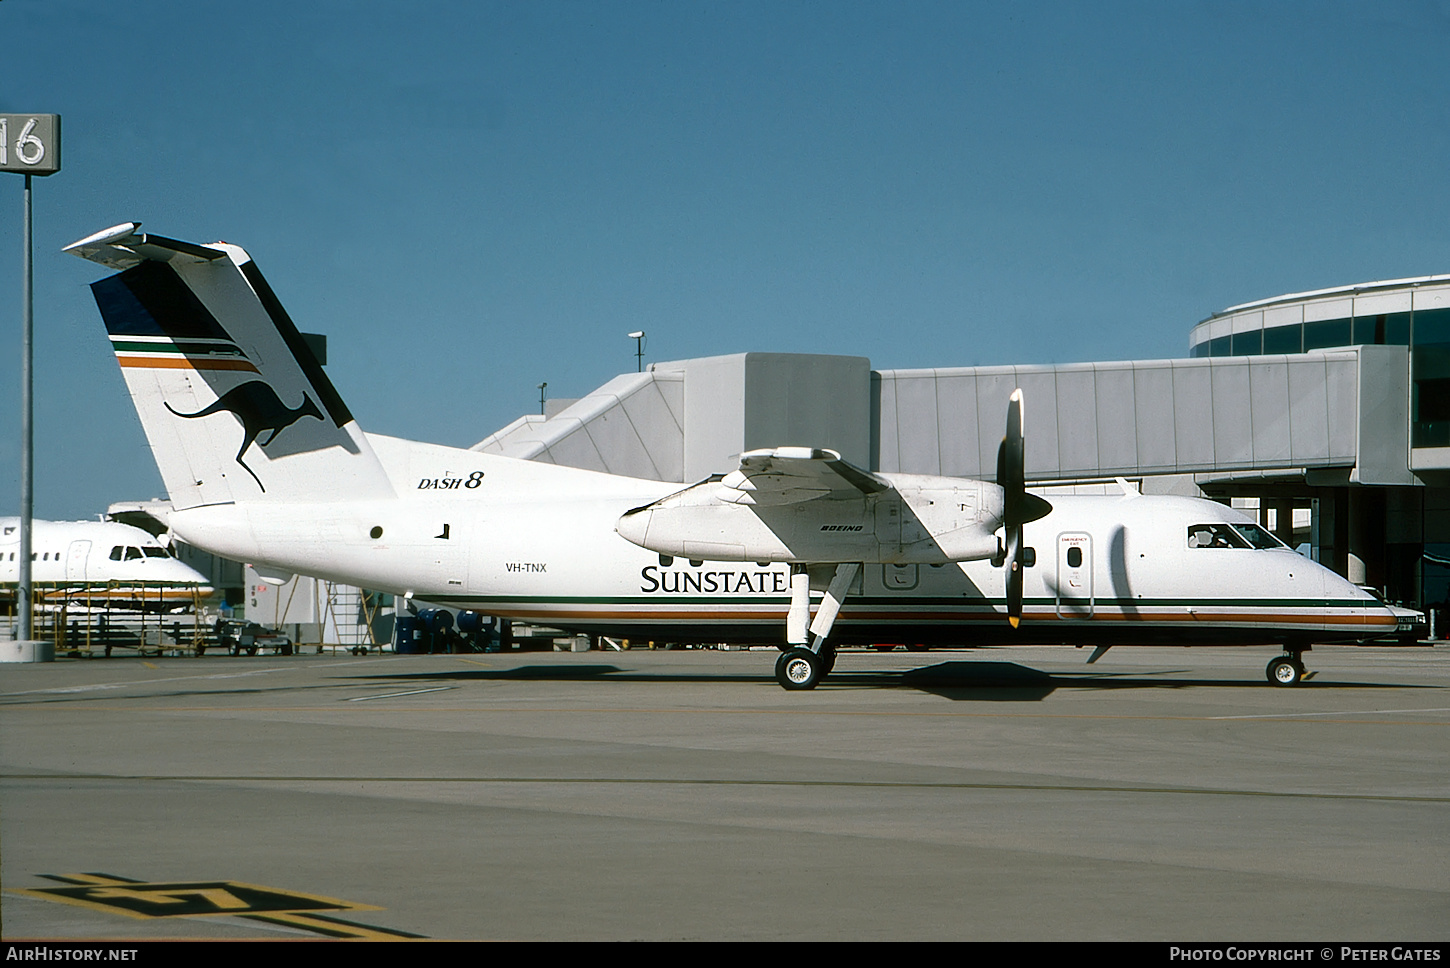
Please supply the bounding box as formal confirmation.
[1,644,1446,941]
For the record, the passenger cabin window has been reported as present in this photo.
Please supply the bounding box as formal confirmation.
[1187,524,1249,549]
[1066,547,1083,568]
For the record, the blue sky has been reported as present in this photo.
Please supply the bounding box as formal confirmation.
[4,0,1450,518]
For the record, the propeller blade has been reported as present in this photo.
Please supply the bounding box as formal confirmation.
[997,388,1050,629]
[1004,526,1023,628]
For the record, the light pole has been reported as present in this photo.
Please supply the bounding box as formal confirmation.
[628,331,646,373]
[537,382,547,415]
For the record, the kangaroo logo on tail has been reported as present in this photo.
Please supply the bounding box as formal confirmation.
[166,381,325,492]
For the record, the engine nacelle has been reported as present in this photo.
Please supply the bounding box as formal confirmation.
[616,474,1006,564]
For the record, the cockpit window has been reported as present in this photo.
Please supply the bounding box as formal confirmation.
[1187,524,1250,549]
[1231,524,1286,550]
[125,546,143,560]
[143,546,168,558]
[110,546,123,560]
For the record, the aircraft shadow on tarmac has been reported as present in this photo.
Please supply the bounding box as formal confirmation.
[822,661,1438,700]
[338,659,1437,702]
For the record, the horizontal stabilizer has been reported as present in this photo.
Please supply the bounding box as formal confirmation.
[64,222,228,271]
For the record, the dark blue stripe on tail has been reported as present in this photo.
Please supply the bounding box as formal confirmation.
[91,261,232,340]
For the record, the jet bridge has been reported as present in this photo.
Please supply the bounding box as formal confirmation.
[473,346,1409,488]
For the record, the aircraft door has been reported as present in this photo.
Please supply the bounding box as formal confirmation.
[1056,532,1092,617]
[66,540,91,583]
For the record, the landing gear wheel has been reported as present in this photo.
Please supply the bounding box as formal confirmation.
[1266,656,1303,686]
[776,648,823,691]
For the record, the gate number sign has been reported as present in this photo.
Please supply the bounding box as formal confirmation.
[0,114,61,175]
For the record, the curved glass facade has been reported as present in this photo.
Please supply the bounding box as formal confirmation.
[1189,279,1450,449]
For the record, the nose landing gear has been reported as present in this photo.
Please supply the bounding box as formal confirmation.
[1266,653,1307,686]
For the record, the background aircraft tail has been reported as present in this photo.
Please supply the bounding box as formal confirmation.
[66,223,396,510]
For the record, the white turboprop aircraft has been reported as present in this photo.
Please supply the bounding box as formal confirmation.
[1,516,212,609]
[65,222,1417,689]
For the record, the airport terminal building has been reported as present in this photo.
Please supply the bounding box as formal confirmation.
[473,274,1450,627]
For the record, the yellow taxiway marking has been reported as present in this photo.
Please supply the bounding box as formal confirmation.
[86,885,250,909]
[10,872,423,939]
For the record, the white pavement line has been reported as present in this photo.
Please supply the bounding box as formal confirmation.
[2,667,288,696]
[1209,706,1450,720]
[346,686,456,702]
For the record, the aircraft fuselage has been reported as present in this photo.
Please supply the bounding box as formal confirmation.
[167,440,1399,648]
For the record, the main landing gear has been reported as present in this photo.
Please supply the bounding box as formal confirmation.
[774,562,855,690]
[1266,652,1308,686]
[775,643,838,690]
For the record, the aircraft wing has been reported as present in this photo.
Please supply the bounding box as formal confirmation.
[718,447,889,506]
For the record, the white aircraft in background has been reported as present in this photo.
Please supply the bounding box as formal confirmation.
[65,222,1417,690]
[1,516,212,610]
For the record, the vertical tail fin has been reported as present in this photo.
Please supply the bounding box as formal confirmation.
[66,223,396,509]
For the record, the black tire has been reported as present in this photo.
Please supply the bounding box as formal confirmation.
[775,648,823,690]
[1266,656,1302,686]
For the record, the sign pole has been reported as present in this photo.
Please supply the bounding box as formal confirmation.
[1,114,60,653]
[19,173,32,642]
